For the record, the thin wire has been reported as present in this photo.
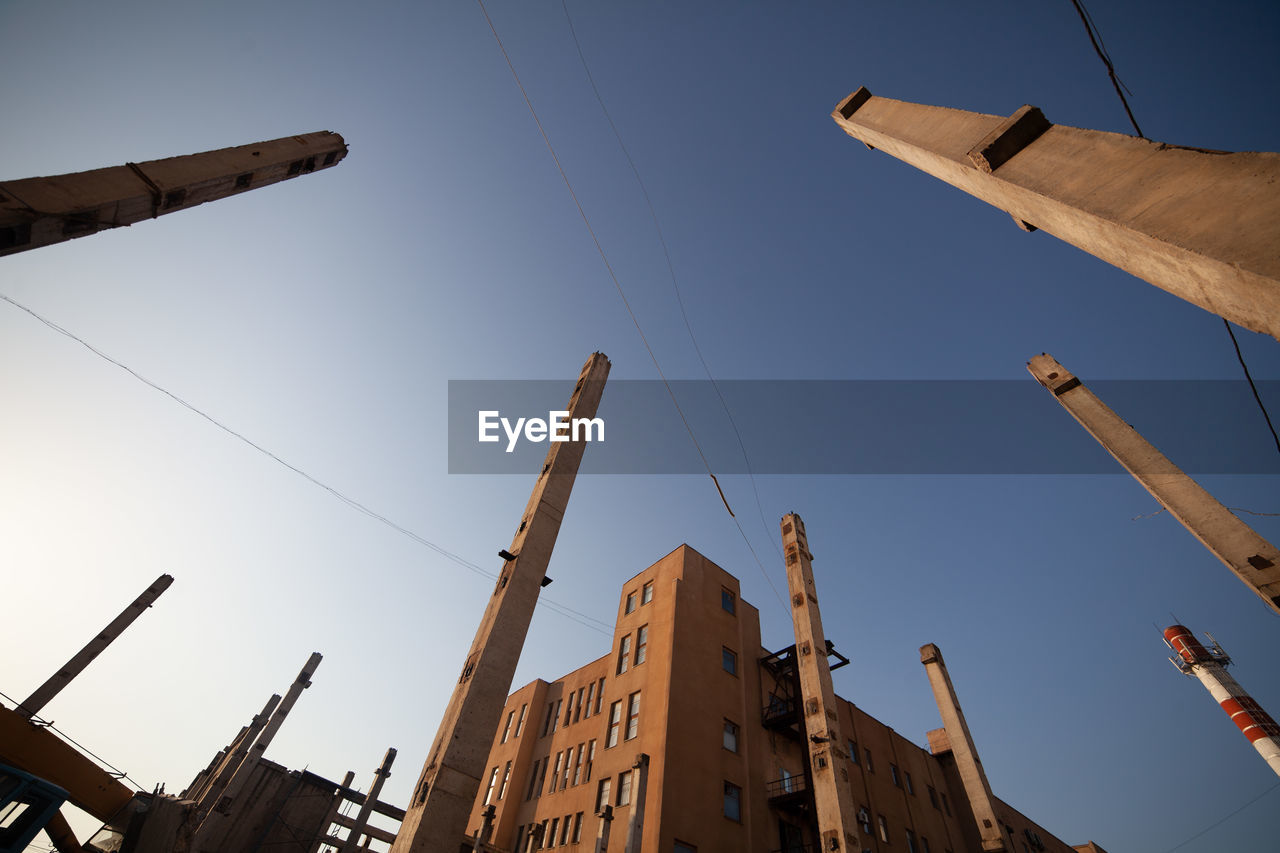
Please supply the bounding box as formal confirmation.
[1133,507,1279,521]
[1222,318,1280,458]
[559,0,789,615]
[1159,779,1280,853]
[0,688,147,790]
[1068,0,1144,137]
[0,293,613,638]
[474,0,732,523]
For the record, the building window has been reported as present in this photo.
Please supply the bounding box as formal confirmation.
[617,769,633,806]
[723,720,739,752]
[551,698,562,733]
[498,761,512,800]
[550,752,563,793]
[515,702,528,737]
[484,766,499,805]
[891,764,901,787]
[543,702,556,736]
[560,815,572,845]
[848,739,859,765]
[722,647,738,676]
[618,634,633,675]
[625,591,637,614]
[595,678,605,714]
[721,588,736,614]
[572,743,585,786]
[636,625,649,665]
[626,692,641,740]
[585,740,596,783]
[536,759,548,797]
[674,843,697,853]
[905,770,915,795]
[514,826,526,853]
[723,781,742,821]
[907,829,919,853]
[574,687,585,723]
[549,817,559,847]
[572,812,584,844]
[562,747,573,788]
[927,785,938,809]
[584,682,596,718]
[607,700,622,747]
[526,759,542,800]
[878,815,889,843]
[864,748,874,772]
[596,777,612,814]
[922,836,932,853]
[501,710,515,743]
[857,807,872,835]
[642,581,654,604]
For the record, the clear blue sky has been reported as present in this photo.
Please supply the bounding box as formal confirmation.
[2,1,1278,850]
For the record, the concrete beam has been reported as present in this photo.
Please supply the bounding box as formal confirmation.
[832,88,1280,339]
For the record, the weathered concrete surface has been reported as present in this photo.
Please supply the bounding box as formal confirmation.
[0,131,347,257]
[1028,353,1280,614]
[391,353,610,853]
[920,644,1006,853]
[832,88,1280,339]
[780,514,861,852]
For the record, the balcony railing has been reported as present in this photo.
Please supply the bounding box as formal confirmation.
[765,775,808,799]
[768,846,817,853]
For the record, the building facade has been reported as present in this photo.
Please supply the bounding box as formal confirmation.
[464,545,1100,853]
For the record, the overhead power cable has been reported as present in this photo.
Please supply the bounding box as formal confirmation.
[0,293,613,638]
[1066,0,1280,462]
[1159,779,1280,853]
[559,0,789,613]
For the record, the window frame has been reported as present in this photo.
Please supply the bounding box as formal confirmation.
[721,587,736,614]
[722,647,738,676]
[606,700,622,748]
[723,780,742,822]
[641,581,653,604]
[625,691,641,740]
[723,719,739,753]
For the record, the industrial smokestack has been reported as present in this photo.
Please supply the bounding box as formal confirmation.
[1164,625,1280,777]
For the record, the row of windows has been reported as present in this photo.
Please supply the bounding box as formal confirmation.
[483,760,512,805]
[499,702,528,744]
[846,738,950,815]
[592,766,637,813]
[513,811,584,851]
[525,739,597,800]
[858,808,951,853]
[606,692,641,748]
[541,677,607,738]
[616,625,648,674]
[623,579,654,614]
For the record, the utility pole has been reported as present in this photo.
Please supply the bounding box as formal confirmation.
[830,87,1280,339]
[19,573,173,720]
[391,353,611,853]
[1027,353,1280,614]
[341,748,398,853]
[779,513,860,852]
[920,644,1006,852]
[1,132,347,258]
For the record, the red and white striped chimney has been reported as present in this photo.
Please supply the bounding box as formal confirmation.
[1164,624,1280,777]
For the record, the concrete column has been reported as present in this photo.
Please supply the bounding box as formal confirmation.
[341,748,398,853]
[779,514,861,852]
[19,574,173,719]
[194,652,322,849]
[191,693,281,810]
[621,753,649,853]
[390,353,610,853]
[314,770,356,853]
[1,133,347,258]
[593,805,612,853]
[919,644,1005,853]
[1027,353,1280,614]
[831,88,1280,340]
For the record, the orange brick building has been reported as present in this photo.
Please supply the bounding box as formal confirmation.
[464,545,1103,853]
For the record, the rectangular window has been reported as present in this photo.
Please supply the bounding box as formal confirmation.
[922,837,932,853]
[501,710,515,743]
[551,698,562,733]
[723,781,742,821]
[548,817,559,847]
[865,748,874,772]
[584,682,595,718]
[497,761,512,800]
[721,588,736,614]
[641,581,653,604]
[878,815,889,843]
[625,591,637,614]
[543,702,556,736]
[905,770,915,795]
[560,815,572,845]
[515,702,528,736]
[907,829,919,853]
[514,825,526,853]
[585,740,596,783]
[891,764,901,787]
[572,743,585,786]
[928,785,938,809]
[572,812,584,843]
[626,692,641,740]
[722,647,738,675]
[849,739,860,765]
[723,719,739,752]
[574,687,585,723]
[561,747,572,788]
[594,678,605,714]
[565,695,574,727]
[596,777,612,814]
[607,700,622,747]
[484,765,499,805]
[550,752,563,793]
[526,759,542,800]
[618,634,633,675]
[636,625,649,665]
[617,769,633,806]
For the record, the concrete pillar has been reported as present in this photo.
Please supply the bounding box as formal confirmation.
[831,88,1280,340]
[194,652,322,849]
[19,574,173,720]
[919,644,1005,853]
[1027,353,1280,614]
[340,748,398,853]
[593,805,612,853]
[779,514,861,852]
[621,753,649,853]
[191,693,281,810]
[1,133,347,258]
[314,770,357,853]
[390,353,610,853]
